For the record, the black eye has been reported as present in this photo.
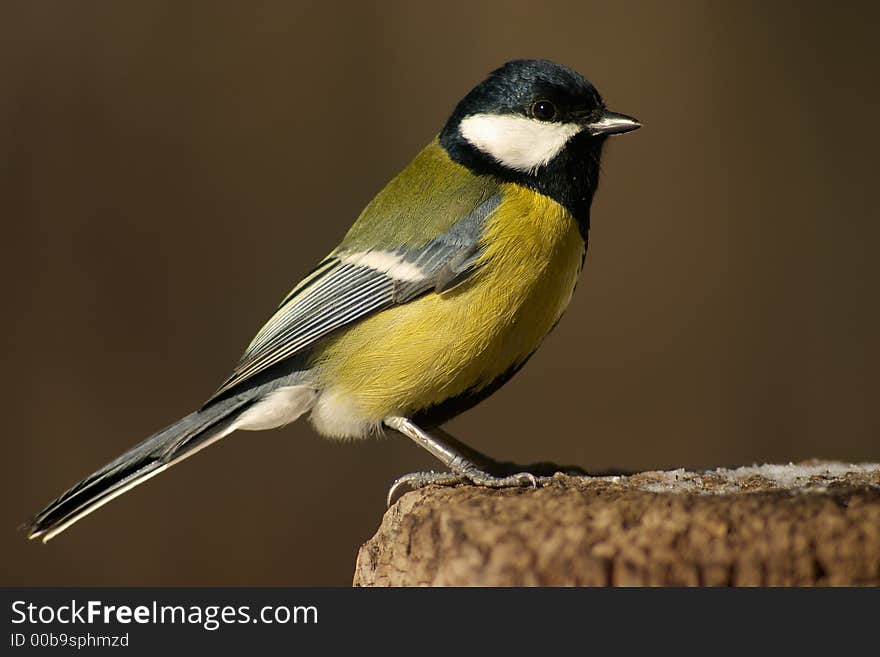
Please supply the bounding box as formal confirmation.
[531,100,558,121]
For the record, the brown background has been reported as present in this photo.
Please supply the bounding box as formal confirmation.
[1,0,877,586]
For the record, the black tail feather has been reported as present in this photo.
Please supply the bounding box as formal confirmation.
[26,396,254,542]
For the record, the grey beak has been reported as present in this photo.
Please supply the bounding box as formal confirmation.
[586,110,641,137]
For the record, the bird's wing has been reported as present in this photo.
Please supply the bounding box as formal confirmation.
[208,192,502,401]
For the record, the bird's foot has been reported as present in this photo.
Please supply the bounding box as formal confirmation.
[386,467,538,507]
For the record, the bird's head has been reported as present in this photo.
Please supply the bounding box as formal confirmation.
[440,60,639,235]
[441,59,639,177]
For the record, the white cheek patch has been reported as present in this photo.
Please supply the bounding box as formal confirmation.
[459,113,583,173]
[338,250,425,282]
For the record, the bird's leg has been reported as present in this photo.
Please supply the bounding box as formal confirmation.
[384,416,538,506]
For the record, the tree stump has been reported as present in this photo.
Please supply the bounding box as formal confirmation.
[354,462,880,586]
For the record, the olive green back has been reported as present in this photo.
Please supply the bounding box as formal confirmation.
[338,139,500,251]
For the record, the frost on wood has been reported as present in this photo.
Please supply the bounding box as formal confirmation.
[354,461,880,586]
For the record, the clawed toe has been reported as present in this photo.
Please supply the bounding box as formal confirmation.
[515,472,539,488]
[465,469,539,489]
[386,468,540,507]
[386,471,464,507]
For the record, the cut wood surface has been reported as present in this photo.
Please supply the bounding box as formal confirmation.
[354,462,880,586]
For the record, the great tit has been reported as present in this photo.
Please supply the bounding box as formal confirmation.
[27,59,639,542]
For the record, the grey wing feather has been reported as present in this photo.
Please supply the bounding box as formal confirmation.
[419,193,500,294]
[208,193,501,400]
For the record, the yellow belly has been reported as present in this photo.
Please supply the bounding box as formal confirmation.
[310,184,585,437]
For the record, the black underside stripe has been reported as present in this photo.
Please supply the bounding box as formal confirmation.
[411,353,535,428]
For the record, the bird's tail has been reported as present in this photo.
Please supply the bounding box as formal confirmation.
[25,395,255,543]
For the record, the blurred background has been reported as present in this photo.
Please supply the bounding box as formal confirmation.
[2,0,878,585]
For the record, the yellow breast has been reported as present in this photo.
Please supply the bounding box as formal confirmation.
[311,183,585,434]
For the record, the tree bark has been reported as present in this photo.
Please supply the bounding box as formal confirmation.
[354,462,880,586]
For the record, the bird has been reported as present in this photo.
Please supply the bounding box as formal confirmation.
[26,59,639,542]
